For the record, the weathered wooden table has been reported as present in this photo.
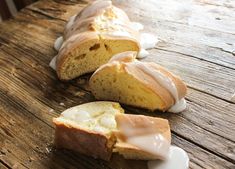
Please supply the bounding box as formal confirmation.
[0,0,235,168]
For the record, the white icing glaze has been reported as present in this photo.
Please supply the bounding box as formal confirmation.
[127,134,170,159]
[65,15,76,29]
[54,36,64,51]
[168,98,187,113]
[49,56,57,70]
[78,0,112,21]
[137,33,158,58]
[148,146,189,169]
[108,51,136,63]
[102,30,132,38]
[135,62,179,102]
[62,109,91,123]
[140,33,158,49]
[130,22,144,31]
[99,114,116,128]
[137,48,149,59]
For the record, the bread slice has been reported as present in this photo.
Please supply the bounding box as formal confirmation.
[53,102,171,161]
[89,51,187,111]
[53,101,124,160]
[114,114,171,160]
[56,0,140,80]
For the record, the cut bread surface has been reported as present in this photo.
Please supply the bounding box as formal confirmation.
[89,52,187,111]
[55,0,140,80]
[53,101,124,160]
[90,63,166,110]
[57,36,139,80]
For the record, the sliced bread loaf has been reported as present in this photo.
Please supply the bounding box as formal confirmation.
[89,51,187,112]
[55,0,140,80]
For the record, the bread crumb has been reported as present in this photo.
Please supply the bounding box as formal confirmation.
[60,102,65,106]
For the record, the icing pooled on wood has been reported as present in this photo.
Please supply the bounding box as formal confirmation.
[49,56,57,70]
[127,134,170,159]
[140,33,158,49]
[137,32,159,58]
[168,98,187,113]
[130,22,144,31]
[137,48,150,59]
[54,36,64,51]
[148,146,189,169]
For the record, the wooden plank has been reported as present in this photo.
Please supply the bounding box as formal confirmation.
[0,37,234,167]
[0,0,234,168]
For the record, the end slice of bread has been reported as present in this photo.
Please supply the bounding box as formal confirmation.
[89,52,187,111]
[53,101,124,160]
[56,33,140,80]
[55,0,140,80]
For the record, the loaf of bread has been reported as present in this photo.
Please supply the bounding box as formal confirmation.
[53,101,171,161]
[55,0,140,80]
[89,51,187,112]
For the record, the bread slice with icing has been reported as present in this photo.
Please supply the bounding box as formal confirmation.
[53,101,124,160]
[89,51,187,112]
[53,101,171,161]
[114,114,171,160]
[55,0,140,80]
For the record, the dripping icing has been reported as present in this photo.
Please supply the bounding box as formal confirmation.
[54,36,64,51]
[134,62,179,103]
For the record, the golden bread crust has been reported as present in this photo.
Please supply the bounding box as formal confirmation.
[53,118,114,161]
[90,54,187,111]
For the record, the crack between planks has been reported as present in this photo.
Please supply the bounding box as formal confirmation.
[207,45,235,56]
[175,104,235,148]
[0,90,54,130]
[24,7,67,22]
[0,159,12,169]
[154,47,235,71]
[185,97,235,125]
[53,0,88,5]
[188,85,235,105]
[172,131,235,164]
[182,99,235,141]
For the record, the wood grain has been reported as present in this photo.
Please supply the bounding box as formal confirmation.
[0,0,235,168]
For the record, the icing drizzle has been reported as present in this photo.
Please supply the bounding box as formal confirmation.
[135,62,179,103]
